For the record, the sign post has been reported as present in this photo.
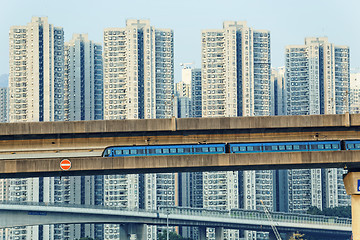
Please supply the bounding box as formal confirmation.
[60,159,71,171]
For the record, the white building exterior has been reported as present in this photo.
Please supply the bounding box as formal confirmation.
[0,87,9,122]
[64,33,103,121]
[201,21,272,240]
[285,37,350,213]
[7,17,99,240]
[9,17,64,123]
[103,19,176,240]
[350,73,360,113]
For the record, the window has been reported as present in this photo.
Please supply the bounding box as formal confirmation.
[232,147,239,152]
[202,147,209,152]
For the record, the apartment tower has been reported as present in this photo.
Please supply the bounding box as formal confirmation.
[285,37,350,213]
[103,19,175,240]
[201,21,272,240]
[64,33,103,121]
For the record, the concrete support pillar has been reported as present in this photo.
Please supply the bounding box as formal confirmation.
[120,224,146,240]
[215,227,224,240]
[198,226,206,240]
[352,195,360,240]
[343,171,360,240]
[128,224,146,240]
[119,225,129,240]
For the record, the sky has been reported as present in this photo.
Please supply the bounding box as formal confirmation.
[1,0,360,84]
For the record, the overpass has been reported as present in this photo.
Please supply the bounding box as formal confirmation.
[0,201,351,240]
[2,113,360,238]
[1,113,360,178]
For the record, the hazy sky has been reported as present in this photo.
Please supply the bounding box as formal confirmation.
[1,0,359,83]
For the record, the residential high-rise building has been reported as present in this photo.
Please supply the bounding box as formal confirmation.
[102,19,176,240]
[350,73,360,114]
[9,17,64,122]
[103,19,173,120]
[191,68,202,118]
[285,37,349,116]
[201,21,272,240]
[7,16,66,240]
[270,67,285,116]
[64,33,103,121]
[175,81,191,118]
[0,87,9,122]
[284,37,350,213]
[7,17,100,240]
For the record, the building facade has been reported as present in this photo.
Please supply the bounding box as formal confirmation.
[350,72,360,114]
[64,33,103,121]
[284,37,350,213]
[9,17,64,123]
[103,19,174,120]
[7,17,99,240]
[201,21,272,240]
[0,87,9,122]
[102,19,176,240]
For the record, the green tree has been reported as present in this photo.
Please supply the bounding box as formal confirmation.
[306,206,351,218]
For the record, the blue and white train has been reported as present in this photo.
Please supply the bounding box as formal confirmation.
[102,140,360,157]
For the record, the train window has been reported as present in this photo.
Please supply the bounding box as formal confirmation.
[324,144,332,149]
[115,150,122,155]
[310,144,321,150]
[178,148,184,153]
[247,146,254,151]
[232,147,239,152]
[332,144,338,149]
[217,147,224,152]
[264,146,273,151]
[348,144,355,149]
[202,148,209,152]
[163,148,170,154]
[279,145,285,151]
[299,144,307,150]
[130,149,137,155]
[209,147,216,152]
[286,145,293,150]
[355,144,360,148]
[195,148,202,152]
[184,148,191,153]
[148,149,155,154]
[293,145,300,150]
[170,148,177,153]
[240,146,247,151]
[254,146,261,151]
[137,149,145,154]
[123,150,130,155]
[155,149,162,154]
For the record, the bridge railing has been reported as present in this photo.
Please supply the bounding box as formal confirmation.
[159,206,352,227]
[0,201,351,228]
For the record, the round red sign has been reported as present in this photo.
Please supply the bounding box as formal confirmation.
[60,159,71,171]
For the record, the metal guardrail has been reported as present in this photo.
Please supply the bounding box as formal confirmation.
[0,201,351,228]
[160,206,351,227]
